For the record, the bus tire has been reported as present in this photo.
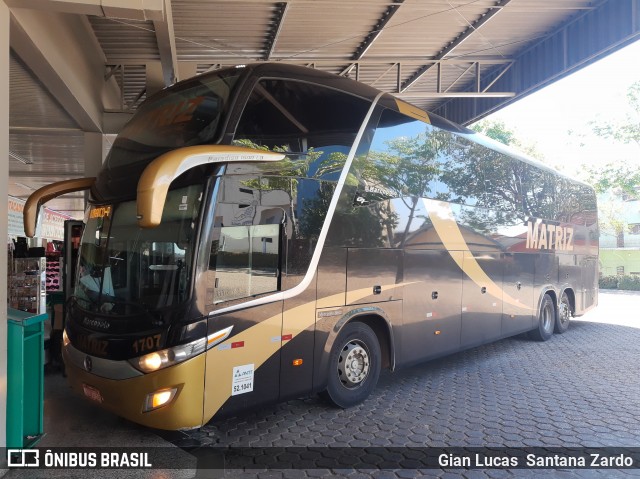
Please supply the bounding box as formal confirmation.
[555,291,571,334]
[320,322,381,408]
[529,294,555,341]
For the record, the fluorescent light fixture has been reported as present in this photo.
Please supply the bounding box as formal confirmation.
[9,151,33,165]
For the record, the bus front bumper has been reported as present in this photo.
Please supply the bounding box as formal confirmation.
[63,346,206,431]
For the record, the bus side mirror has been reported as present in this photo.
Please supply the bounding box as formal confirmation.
[23,177,95,237]
[137,145,284,228]
[34,206,45,238]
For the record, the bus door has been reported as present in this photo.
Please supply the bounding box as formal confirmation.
[279,290,316,401]
[203,222,284,419]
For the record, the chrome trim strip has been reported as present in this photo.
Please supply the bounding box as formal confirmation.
[210,92,385,317]
[64,343,143,380]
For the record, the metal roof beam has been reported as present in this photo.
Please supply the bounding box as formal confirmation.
[10,126,82,134]
[436,0,640,125]
[371,62,399,87]
[9,171,87,178]
[10,8,122,132]
[105,57,515,67]
[264,2,289,60]
[153,0,178,85]
[396,92,515,99]
[340,0,403,77]
[339,63,356,76]
[5,0,165,21]
[352,0,404,61]
[401,0,512,92]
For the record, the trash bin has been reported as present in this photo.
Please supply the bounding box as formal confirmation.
[6,308,46,448]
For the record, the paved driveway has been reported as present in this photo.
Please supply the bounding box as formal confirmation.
[7,291,640,479]
[163,291,640,478]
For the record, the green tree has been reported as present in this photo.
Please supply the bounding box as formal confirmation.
[474,119,546,161]
[364,128,452,248]
[582,81,640,199]
[590,81,640,146]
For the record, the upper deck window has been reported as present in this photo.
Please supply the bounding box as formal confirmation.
[105,70,241,170]
[233,78,371,180]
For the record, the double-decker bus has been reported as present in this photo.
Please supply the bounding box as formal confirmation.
[24,63,598,430]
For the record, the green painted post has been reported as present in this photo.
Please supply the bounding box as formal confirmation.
[6,309,46,448]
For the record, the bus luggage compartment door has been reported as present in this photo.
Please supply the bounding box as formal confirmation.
[502,253,535,336]
[346,248,403,305]
[460,252,503,348]
[401,249,463,365]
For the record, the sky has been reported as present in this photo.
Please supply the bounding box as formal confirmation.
[481,39,640,177]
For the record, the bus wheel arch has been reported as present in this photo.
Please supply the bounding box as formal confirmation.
[351,314,393,371]
[530,291,556,341]
[555,289,574,334]
[320,314,391,408]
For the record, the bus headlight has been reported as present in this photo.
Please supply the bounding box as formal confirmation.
[128,325,234,374]
[130,337,206,373]
[62,328,70,348]
[139,352,163,371]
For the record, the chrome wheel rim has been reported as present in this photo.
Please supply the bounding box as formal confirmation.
[338,340,370,388]
[559,299,571,326]
[542,304,553,333]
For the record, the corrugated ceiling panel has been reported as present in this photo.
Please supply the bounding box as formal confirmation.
[173,1,278,62]
[7,0,622,217]
[9,132,84,176]
[364,0,494,59]
[272,1,389,65]
[9,132,86,216]
[113,65,147,109]
[89,16,160,61]
[9,53,78,129]
[451,1,592,60]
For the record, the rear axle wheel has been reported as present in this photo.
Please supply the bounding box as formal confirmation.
[529,294,555,341]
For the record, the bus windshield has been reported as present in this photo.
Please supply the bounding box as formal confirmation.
[73,184,204,315]
[105,69,241,170]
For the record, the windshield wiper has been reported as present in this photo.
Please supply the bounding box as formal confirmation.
[68,293,98,310]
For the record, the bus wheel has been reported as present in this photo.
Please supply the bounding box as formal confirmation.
[321,322,381,408]
[529,294,555,341]
[555,292,572,334]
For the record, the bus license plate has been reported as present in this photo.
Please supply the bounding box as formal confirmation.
[83,384,103,403]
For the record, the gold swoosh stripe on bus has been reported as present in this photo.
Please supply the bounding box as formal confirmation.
[203,283,407,421]
[395,99,431,123]
[422,198,533,312]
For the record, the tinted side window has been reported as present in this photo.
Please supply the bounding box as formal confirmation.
[438,135,486,207]
[207,175,287,306]
[481,154,522,216]
[360,109,451,201]
[521,164,545,217]
[212,224,281,304]
[231,79,370,290]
